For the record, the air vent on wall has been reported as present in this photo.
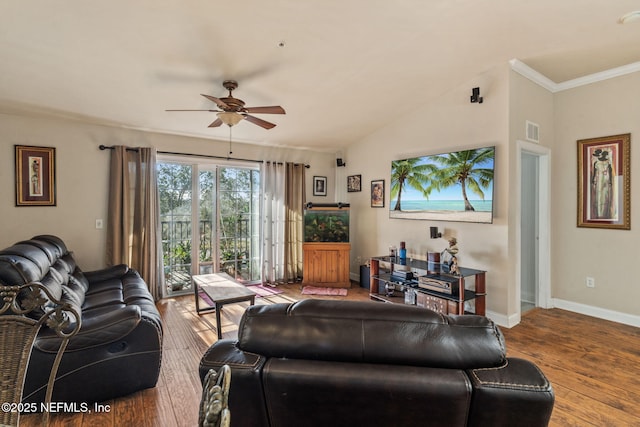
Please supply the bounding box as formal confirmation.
[526,120,540,143]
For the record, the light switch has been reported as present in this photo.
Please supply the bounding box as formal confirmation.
[95,219,104,229]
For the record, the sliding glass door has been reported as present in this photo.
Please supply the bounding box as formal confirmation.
[158,158,260,297]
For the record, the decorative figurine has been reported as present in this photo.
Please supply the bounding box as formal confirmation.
[441,237,459,274]
[445,237,459,256]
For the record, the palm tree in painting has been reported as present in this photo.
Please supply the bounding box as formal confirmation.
[390,158,436,211]
[427,148,494,211]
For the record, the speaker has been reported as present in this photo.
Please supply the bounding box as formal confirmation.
[336,158,345,167]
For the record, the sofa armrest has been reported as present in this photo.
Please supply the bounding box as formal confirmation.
[467,357,554,427]
[36,305,141,352]
[83,264,129,283]
[199,340,269,427]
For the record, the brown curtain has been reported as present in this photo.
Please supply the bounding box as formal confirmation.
[106,146,163,300]
[283,163,305,282]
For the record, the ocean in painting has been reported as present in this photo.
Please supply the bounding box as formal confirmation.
[391,199,493,212]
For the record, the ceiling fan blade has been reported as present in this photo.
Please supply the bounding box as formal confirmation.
[166,109,221,112]
[201,94,230,110]
[208,118,224,128]
[244,114,276,129]
[244,106,286,114]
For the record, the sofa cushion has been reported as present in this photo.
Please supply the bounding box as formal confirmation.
[238,299,506,369]
[263,358,473,427]
[0,244,52,284]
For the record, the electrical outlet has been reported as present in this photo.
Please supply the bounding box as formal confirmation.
[586,277,595,288]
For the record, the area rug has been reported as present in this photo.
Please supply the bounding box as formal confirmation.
[301,286,348,296]
[198,291,215,307]
[246,284,284,298]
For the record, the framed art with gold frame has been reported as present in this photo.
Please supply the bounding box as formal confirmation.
[371,179,384,208]
[15,145,57,206]
[577,133,630,229]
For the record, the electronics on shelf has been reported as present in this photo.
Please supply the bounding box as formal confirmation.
[417,274,460,295]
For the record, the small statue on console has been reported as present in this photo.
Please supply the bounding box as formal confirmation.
[441,237,459,274]
[445,237,458,256]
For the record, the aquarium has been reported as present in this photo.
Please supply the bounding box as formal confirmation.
[304,203,350,243]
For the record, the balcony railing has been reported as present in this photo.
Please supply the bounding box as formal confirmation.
[161,219,257,293]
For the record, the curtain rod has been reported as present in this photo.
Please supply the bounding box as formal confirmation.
[98,145,310,168]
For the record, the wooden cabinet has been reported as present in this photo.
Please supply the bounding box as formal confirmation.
[303,243,351,288]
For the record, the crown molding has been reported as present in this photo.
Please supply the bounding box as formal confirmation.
[509,59,558,92]
[509,59,640,93]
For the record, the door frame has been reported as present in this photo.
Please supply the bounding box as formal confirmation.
[515,140,552,320]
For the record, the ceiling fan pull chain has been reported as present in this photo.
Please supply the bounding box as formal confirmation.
[228,126,233,156]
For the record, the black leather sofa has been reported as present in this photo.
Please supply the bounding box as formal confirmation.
[200,299,554,427]
[0,235,163,404]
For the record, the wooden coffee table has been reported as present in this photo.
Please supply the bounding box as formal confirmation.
[193,273,256,339]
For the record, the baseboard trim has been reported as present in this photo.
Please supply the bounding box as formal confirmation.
[486,310,520,329]
[552,299,640,328]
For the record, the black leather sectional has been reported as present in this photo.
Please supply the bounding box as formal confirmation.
[0,235,163,405]
[200,299,554,427]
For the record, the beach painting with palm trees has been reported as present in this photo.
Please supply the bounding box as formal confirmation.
[390,146,495,223]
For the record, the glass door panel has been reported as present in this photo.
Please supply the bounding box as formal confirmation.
[158,163,193,296]
[198,169,216,276]
[218,167,260,283]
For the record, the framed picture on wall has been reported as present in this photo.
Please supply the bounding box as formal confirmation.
[371,179,384,207]
[577,133,630,229]
[15,145,57,206]
[347,174,361,192]
[313,176,327,196]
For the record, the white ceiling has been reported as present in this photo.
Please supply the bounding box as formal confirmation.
[1,1,640,152]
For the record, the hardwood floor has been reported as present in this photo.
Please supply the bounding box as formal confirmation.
[20,283,640,427]
[501,307,640,426]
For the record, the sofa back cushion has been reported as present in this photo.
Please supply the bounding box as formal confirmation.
[238,299,506,369]
[0,236,86,317]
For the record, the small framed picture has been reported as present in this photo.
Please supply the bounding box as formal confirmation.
[347,174,361,192]
[15,145,57,206]
[313,176,327,196]
[371,179,385,208]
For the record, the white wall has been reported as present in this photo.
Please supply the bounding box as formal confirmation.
[0,113,335,270]
[345,64,640,325]
[507,71,555,320]
[344,64,513,316]
[552,72,640,320]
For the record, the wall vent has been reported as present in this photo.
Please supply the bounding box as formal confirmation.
[526,121,540,143]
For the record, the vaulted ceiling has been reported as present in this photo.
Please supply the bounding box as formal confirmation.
[1,1,639,152]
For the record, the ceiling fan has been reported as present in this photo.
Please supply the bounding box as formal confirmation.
[166,80,285,129]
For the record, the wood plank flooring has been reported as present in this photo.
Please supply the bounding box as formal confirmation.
[19,283,640,427]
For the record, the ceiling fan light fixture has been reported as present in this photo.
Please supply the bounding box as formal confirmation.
[217,112,244,127]
[618,11,640,24]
